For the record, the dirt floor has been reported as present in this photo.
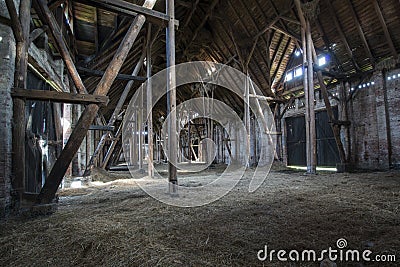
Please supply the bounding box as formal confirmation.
[0,164,399,267]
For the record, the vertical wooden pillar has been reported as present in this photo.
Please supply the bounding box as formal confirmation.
[188,118,192,163]
[301,26,311,171]
[306,20,317,173]
[166,0,177,192]
[133,109,138,166]
[340,82,351,163]
[275,104,282,160]
[138,94,144,170]
[296,0,316,174]
[244,74,251,167]
[146,24,154,177]
[11,0,31,204]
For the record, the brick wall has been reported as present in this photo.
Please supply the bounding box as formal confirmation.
[0,1,17,217]
[351,69,400,170]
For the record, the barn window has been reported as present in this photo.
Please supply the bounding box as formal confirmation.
[286,71,293,81]
[294,67,303,77]
[318,56,326,66]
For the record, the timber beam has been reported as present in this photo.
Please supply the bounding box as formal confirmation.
[89,125,115,131]
[12,88,109,105]
[77,66,147,82]
[0,15,11,27]
[5,0,24,42]
[373,0,398,58]
[76,0,179,27]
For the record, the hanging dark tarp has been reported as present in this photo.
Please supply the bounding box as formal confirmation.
[25,71,58,193]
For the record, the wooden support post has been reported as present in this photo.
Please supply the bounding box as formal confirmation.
[166,0,177,193]
[340,82,351,162]
[275,104,282,160]
[244,73,251,167]
[146,24,154,177]
[306,20,317,174]
[295,0,316,174]
[36,1,155,204]
[188,118,192,163]
[138,90,144,170]
[10,0,31,205]
[133,111,138,166]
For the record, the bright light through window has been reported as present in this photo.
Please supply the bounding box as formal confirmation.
[318,56,326,66]
[294,67,303,77]
[286,71,293,81]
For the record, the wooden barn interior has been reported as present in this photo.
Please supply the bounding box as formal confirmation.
[0,0,399,265]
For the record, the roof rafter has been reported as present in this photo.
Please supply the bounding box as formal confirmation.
[372,0,398,58]
[344,0,375,65]
[183,0,219,56]
[272,37,291,85]
[325,0,361,71]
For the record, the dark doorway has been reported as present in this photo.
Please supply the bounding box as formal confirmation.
[316,109,340,166]
[285,108,340,167]
[286,115,306,166]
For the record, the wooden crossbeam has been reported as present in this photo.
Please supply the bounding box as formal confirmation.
[12,88,109,105]
[48,0,65,10]
[76,0,179,27]
[0,15,11,27]
[77,66,147,81]
[29,26,47,43]
[89,125,115,131]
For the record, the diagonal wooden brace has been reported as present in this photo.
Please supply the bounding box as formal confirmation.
[36,2,156,204]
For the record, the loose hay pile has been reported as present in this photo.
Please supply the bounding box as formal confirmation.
[0,166,399,266]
